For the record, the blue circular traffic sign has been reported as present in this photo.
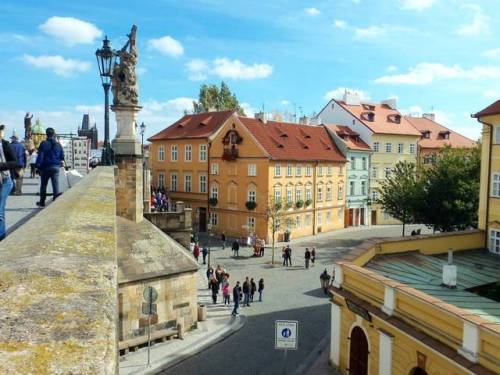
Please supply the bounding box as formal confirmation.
[281,328,292,338]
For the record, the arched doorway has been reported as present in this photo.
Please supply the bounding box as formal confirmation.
[349,326,369,375]
[410,367,428,375]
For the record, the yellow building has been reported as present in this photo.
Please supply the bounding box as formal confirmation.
[473,101,500,254]
[326,99,500,375]
[149,111,347,241]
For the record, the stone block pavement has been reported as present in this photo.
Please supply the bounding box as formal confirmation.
[119,264,246,375]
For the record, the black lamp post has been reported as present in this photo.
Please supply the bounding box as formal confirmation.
[139,122,146,198]
[95,36,117,165]
[139,122,146,155]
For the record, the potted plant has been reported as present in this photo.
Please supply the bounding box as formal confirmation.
[274,201,282,210]
[285,202,292,210]
[208,197,218,206]
[245,200,257,210]
[295,199,304,209]
[305,199,313,207]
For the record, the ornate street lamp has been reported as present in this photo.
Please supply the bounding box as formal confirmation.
[139,122,146,155]
[95,36,117,165]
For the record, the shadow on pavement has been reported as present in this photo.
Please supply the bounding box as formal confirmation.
[303,288,329,299]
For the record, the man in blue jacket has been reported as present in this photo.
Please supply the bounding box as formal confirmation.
[36,128,65,207]
[9,134,27,195]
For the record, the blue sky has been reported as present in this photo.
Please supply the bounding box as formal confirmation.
[1,0,499,140]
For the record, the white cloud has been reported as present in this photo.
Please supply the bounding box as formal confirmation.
[22,54,91,76]
[354,26,385,39]
[40,16,102,45]
[280,100,290,106]
[240,103,258,117]
[483,89,499,99]
[212,58,273,80]
[305,7,321,16]
[75,104,102,114]
[143,97,194,113]
[387,65,398,72]
[400,0,436,11]
[148,35,184,57]
[186,58,210,81]
[324,87,370,101]
[483,48,500,58]
[456,4,489,36]
[334,19,347,29]
[374,62,500,85]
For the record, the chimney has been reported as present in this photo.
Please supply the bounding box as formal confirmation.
[442,249,457,288]
[343,91,361,106]
[255,111,267,124]
[423,113,435,121]
[299,116,310,125]
[381,98,397,109]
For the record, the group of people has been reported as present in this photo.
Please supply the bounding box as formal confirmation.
[192,242,209,264]
[206,265,264,317]
[0,125,65,241]
[150,188,173,212]
[281,245,317,269]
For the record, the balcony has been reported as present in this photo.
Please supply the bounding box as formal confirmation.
[222,147,239,161]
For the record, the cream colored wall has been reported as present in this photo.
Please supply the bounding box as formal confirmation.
[370,134,419,225]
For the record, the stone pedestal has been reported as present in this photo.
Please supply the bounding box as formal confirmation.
[112,105,143,223]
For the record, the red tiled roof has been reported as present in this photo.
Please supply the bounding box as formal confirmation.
[336,100,421,136]
[472,99,500,118]
[405,116,475,149]
[148,110,235,141]
[325,124,372,151]
[238,117,345,162]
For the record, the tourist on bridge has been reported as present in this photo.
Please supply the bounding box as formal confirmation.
[209,276,219,304]
[9,134,26,196]
[206,266,214,289]
[0,124,18,241]
[231,281,241,316]
[36,127,65,207]
[29,150,37,178]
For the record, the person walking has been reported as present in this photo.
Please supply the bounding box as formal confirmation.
[202,246,208,265]
[250,278,257,302]
[305,248,311,269]
[232,240,239,257]
[242,277,251,306]
[232,281,241,316]
[223,281,231,306]
[29,150,38,178]
[0,125,17,241]
[36,128,64,207]
[206,266,214,289]
[282,246,287,266]
[9,134,26,195]
[221,232,226,250]
[287,245,293,266]
[209,276,219,304]
[258,278,264,302]
[193,243,200,263]
[311,247,316,267]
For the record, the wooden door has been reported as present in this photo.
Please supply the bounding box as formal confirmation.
[349,326,369,375]
[371,210,377,225]
[360,208,365,225]
[199,207,207,232]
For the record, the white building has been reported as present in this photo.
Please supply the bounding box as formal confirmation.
[60,136,90,175]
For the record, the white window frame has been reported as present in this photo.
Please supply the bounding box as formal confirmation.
[326,211,332,223]
[371,167,378,178]
[274,187,282,202]
[211,185,219,199]
[247,217,256,231]
[361,157,367,170]
[317,185,323,202]
[385,168,392,179]
[372,190,379,201]
[248,188,256,202]
[318,165,323,176]
[409,144,416,154]
[496,126,500,144]
[248,163,257,176]
[184,173,192,192]
[490,230,500,254]
[184,144,192,162]
[385,143,392,153]
[296,215,302,229]
[286,186,293,204]
[199,144,207,162]
[305,214,312,226]
[326,184,333,201]
[295,186,302,202]
[373,142,380,152]
[158,146,165,161]
[287,164,293,177]
[361,181,367,195]
[305,185,312,201]
[199,174,207,193]
[317,212,322,225]
[397,143,403,154]
[306,165,312,177]
[211,163,219,175]
[338,185,344,200]
[350,157,356,170]
[171,145,178,161]
[296,165,302,177]
[349,181,355,196]
[209,212,218,226]
[170,172,178,192]
[327,165,333,176]
[492,173,500,197]
[158,172,165,188]
[275,164,281,177]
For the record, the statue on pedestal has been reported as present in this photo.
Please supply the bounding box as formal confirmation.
[24,112,33,141]
[111,25,139,107]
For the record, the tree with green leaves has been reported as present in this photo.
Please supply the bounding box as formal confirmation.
[265,195,290,265]
[192,82,246,115]
[379,161,422,236]
[418,146,480,232]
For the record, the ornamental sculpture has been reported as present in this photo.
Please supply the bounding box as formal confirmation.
[24,112,33,141]
[111,25,139,107]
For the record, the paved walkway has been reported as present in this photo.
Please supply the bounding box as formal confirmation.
[119,264,245,375]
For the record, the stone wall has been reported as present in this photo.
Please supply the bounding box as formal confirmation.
[144,208,192,247]
[119,272,198,341]
[0,167,118,374]
[115,155,143,222]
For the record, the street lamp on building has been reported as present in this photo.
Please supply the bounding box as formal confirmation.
[139,122,146,155]
[95,36,117,165]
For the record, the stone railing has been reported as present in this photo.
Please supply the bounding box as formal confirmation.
[0,167,118,374]
[144,206,192,247]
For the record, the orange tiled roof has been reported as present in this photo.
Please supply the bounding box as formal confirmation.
[325,124,371,151]
[405,116,475,149]
[336,100,421,136]
[472,99,500,118]
[148,110,235,141]
[238,117,346,162]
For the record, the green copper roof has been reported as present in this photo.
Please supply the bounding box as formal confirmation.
[32,119,45,134]
[365,249,500,323]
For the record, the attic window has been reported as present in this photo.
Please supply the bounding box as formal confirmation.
[394,114,401,124]
[199,115,212,126]
[439,131,450,140]
[367,112,375,122]
[363,104,375,111]
[280,133,288,138]
[422,131,431,139]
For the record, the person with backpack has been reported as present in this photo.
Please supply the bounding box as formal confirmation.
[258,278,264,302]
[36,128,64,207]
[9,134,26,195]
[0,124,18,241]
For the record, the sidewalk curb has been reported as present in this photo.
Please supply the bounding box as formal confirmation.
[135,314,247,375]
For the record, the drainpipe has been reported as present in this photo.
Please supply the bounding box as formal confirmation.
[474,118,493,249]
[312,161,318,235]
[207,141,211,232]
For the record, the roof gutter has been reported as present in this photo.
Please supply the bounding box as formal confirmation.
[473,117,493,249]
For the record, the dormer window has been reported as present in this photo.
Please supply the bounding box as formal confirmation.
[439,131,450,140]
[367,112,375,122]
[394,114,401,123]
[422,131,431,139]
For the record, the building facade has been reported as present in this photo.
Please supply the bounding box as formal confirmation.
[405,113,475,167]
[60,136,90,174]
[473,100,500,254]
[78,114,99,150]
[325,125,372,227]
[314,93,421,225]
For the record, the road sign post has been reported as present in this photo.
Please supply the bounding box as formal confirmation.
[143,286,158,366]
[275,320,298,375]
